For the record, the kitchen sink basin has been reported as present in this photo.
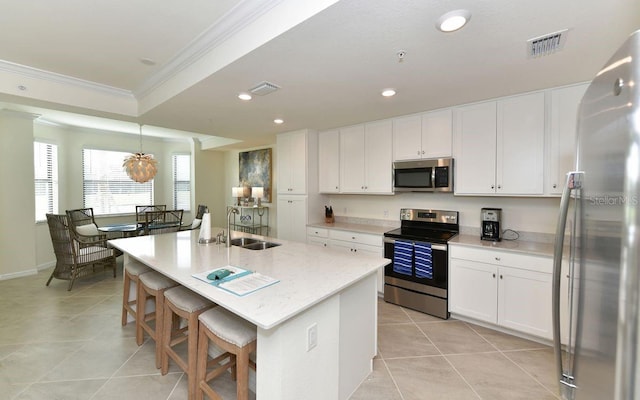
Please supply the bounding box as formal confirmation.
[229,237,260,246]
[242,241,281,250]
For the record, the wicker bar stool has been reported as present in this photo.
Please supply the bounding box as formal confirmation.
[196,307,257,400]
[161,286,215,400]
[136,271,179,368]
[121,260,152,326]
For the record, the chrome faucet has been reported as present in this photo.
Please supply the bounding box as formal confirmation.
[226,207,239,247]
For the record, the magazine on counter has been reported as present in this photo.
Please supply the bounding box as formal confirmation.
[192,265,279,296]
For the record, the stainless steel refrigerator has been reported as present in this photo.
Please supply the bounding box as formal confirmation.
[553,29,640,400]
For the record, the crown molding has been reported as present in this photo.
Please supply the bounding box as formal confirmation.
[0,59,135,99]
[133,0,284,98]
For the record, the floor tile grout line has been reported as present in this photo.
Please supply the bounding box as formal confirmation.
[500,350,563,400]
[379,355,407,400]
[440,353,485,400]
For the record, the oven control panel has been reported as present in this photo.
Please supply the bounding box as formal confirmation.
[400,208,458,225]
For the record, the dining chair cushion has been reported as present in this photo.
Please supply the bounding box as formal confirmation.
[190,218,202,230]
[164,286,212,313]
[139,271,177,291]
[76,224,100,236]
[199,307,257,348]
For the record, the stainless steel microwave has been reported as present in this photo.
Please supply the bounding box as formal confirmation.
[393,158,454,192]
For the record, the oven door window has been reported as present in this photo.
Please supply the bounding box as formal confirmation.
[384,240,447,289]
[394,167,433,188]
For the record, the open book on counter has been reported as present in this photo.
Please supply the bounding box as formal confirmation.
[192,265,279,296]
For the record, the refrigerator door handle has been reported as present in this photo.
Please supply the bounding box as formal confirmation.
[553,171,582,399]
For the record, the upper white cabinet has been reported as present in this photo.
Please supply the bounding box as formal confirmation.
[277,130,308,194]
[340,120,393,194]
[546,83,589,195]
[318,129,340,193]
[454,92,545,195]
[393,109,452,161]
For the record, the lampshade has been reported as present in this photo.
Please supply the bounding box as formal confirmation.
[252,187,264,199]
[123,125,157,183]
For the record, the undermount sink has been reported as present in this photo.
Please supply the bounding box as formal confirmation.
[229,237,281,250]
[242,241,281,251]
[229,237,260,246]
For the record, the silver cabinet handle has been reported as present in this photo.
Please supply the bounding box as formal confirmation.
[421,150,425,154]
[491,185,495,189]
[495,257,500,261]
[492,273,496,278]
[499,275,503,279]
[553,184,557,189]
[497,185,502,189]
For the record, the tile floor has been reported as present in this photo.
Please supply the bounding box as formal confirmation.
[0,261,561,399]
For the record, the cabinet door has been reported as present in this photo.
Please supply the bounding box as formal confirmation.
[453,101,497,194]
[277,196,307,242]
[496,92,545,195]
[318,129,340,193]
[277,132,307,194]
[547,84,588,195]
[449,258,498,323]
[422,109,452,158]
[364,120,393,193]
[339,124,366,193]
[393,115,422,161]
[498,266,553,339]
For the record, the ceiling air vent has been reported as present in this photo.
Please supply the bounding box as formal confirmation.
[527,29,568,58]
[249,81,280,96]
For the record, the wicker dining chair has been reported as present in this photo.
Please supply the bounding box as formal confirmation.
[66,207,123,257]
[135,205,167,224]
[144,210,184,235]
[180,204,207,231]
[45,213,117,291]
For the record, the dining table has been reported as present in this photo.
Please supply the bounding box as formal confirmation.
[109,228,388,400]
[97,223,142,237]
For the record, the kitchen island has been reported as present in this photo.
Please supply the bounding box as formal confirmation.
[109,229,388,400]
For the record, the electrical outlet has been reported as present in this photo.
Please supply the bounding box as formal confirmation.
[307,323,318,351]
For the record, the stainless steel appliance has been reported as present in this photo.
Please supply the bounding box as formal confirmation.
[552,30,640,400]
[393,158,453,192]
[481,207,502,241]
[384,208,459,319]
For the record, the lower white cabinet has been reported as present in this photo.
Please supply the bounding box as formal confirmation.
[449,245,553,339]
[277,196,307,242]
[307,227,384,293]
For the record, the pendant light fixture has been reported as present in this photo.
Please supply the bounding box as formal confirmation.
[123,124,157,183]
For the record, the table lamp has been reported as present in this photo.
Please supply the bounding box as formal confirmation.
[252,187,264,207]
[232,187,242,206]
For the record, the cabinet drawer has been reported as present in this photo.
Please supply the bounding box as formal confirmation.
[307,227,329,238]
[328,230,381,247]
[450,245,552,274]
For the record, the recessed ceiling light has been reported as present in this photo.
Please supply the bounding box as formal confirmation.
[381,89,396,97]
[437,10,471,32]
[140,58,157,66]
[274,118,284,124]
[238,93,252,101]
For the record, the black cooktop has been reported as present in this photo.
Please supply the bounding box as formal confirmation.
[384,227,457,244]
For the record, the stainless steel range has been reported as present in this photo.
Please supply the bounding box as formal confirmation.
[383,208,459,319]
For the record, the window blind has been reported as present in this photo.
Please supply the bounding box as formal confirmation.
[34,142,58,222]
[83,148,153,215]
[173,154,191,211]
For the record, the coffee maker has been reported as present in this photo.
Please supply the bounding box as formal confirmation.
[481,208,502,241]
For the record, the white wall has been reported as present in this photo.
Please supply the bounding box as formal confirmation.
[327,192,560,234]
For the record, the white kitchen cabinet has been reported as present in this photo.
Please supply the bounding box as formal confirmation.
[324,227,384,293]
[393,109,452,161]
[340,120,393,194]
[277,195,307,241]
[449,245,553,339]
[318,129,340,193]
[277,131,308,194]
[454,92,545,195]
[546,83,589,195]
[306,226,329,247]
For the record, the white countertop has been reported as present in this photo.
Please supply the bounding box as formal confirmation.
[450,234,556,258]
[307,221,394,236]
[110,229,389,330]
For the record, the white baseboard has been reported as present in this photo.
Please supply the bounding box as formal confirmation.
[0,261,55,281]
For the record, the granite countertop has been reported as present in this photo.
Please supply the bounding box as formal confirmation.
[110,228,388,330]
[450,234,557,258]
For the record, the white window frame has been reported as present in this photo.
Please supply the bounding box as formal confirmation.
[34,141,58,222]
[82,148,153,216]
[173,153,191,211]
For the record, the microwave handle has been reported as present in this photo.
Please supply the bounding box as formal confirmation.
[431,166,436,188]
